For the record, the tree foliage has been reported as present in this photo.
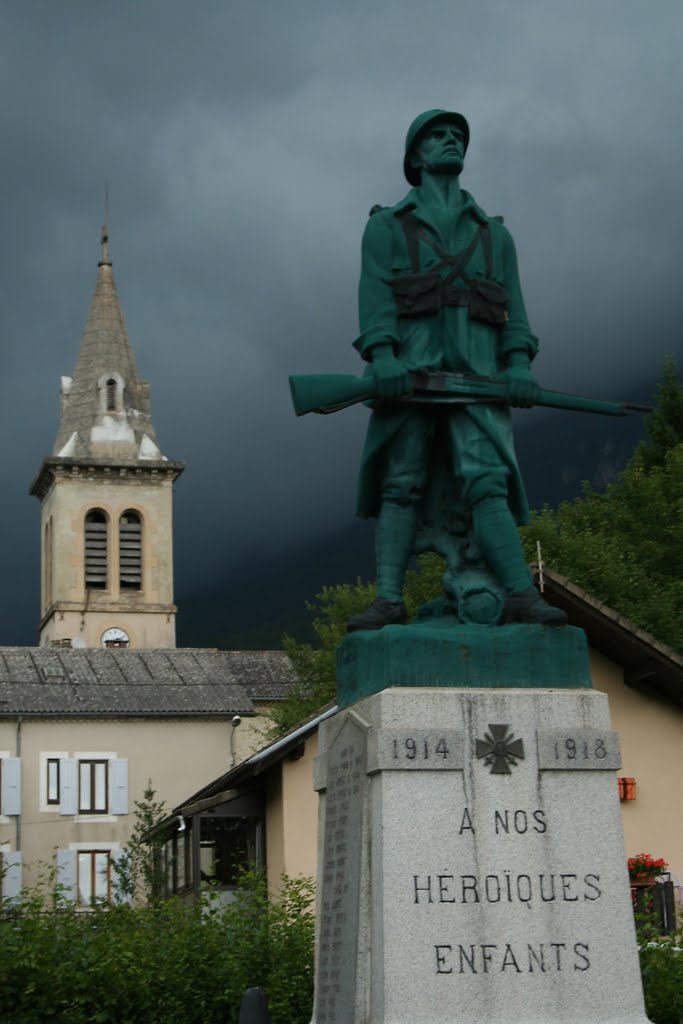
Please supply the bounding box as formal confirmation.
[112,781,168,903]
[638,356,683,472]
[0,870,314,1024]
[636,911,683,1024]
[521,358,683,653]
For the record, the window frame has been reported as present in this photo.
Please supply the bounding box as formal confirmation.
[105,378,117,412]
[40,751,68,813]
[78,759,109,815]
[198,814,263,889]
[97,371,123,415]
[47,758,60,805]
[77,849,112,906]
[118,509,143,591]
[84,508,109,591]
[159,825,195,897]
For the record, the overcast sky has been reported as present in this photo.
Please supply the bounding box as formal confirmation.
[1,0,682,645]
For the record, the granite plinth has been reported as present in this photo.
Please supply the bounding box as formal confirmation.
[312,688,649,1024]
[336,623,591,709]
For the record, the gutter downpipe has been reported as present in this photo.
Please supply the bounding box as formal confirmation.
[15,716,22,852]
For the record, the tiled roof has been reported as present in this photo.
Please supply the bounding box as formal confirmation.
[0,648,294,717]
[219,650,296,701]
[536,567,683,708]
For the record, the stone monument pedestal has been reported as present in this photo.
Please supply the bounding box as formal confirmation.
[312,686,649,1024]
[336,624,591,708]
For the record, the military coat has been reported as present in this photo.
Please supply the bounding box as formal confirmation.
[354,187,538,524]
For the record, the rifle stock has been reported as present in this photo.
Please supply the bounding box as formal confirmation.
[289,374,376,416]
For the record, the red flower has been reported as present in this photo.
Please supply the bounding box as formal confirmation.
[628,852,668,879]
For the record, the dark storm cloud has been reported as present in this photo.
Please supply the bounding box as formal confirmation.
[1,0,682,642]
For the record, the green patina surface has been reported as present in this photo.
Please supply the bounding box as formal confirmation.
[335,623,591,710]
[292,108,583,633]
[349,107,543,620]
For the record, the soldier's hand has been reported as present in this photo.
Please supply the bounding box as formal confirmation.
[502,364,540,408]
[371,346,412,399]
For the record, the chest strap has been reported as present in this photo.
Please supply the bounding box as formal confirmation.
[391,213,508,324]
[397,212,493,282]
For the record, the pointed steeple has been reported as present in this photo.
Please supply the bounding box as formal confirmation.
[52,227,165,463]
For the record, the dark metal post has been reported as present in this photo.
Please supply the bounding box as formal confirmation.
[238,987,271,1024]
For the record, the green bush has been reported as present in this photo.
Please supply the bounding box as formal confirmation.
[636,913,683,1024]
[0,871,314,1024]
[5,864,678,1023]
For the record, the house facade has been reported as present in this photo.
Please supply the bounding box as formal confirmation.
[0,646,294,903]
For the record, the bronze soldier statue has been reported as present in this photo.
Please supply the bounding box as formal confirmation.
[347,109,567,631]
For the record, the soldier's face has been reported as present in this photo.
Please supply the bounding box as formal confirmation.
[412,121,465,178]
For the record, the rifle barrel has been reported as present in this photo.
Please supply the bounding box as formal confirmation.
[535,388,628,417]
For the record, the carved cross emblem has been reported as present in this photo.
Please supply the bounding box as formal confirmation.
[475,724,525,774]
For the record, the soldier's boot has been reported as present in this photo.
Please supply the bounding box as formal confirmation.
[503,586,568,626]
[471,497,567,627]
[347,502,413,632]
[346,597,408,632]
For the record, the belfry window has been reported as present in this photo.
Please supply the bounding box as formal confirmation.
[105,378,117,411]
[98,373,123,414]
[119,511,142,590]
[84,510,108,590]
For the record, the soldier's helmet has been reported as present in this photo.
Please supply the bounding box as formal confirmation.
[403,109,470,186]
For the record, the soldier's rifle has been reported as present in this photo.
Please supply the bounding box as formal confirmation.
[289,370,652,418]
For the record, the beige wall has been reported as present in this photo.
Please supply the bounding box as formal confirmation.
[0,713,269,890]
[39,473,177,649]
[265,768,284,888]
[265,733,320,892]
[40,610,176,653]
[590,650,683,882]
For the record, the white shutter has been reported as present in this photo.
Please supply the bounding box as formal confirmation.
[2,851,22,902]
[59,758,77,815]
[56,849,77,902]
[110,849,132,904]
[110,759,128,815]
[1,758,21,816]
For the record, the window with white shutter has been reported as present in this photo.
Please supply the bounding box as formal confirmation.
[59,755,127,817]
[1,851,22,903]
[0,758,21,816]
[110,759,128,815]
[59,759,77,816]
[56,849,77,903]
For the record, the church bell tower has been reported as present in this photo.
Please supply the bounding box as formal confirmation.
[30,228,185,649]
